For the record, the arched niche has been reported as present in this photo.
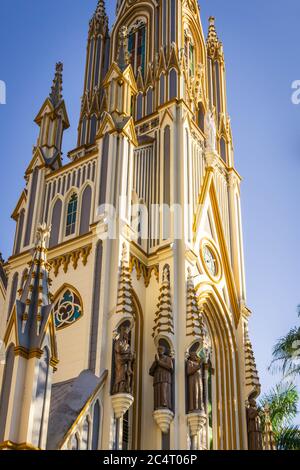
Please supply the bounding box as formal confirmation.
[110,290,143,450]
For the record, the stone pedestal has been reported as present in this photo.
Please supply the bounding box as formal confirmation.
[187,411,207,450]
[111,393,134,450]
[153,409,174,434]
[111,393,134,419]
[205,150,219,169]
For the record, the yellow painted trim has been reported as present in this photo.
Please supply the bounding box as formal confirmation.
[0,441,40,450]
[193,168,240,326]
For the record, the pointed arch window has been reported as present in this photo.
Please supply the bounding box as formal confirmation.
[184,32,195,78]
[81,417,90,450]
[169,69,178,100]
[220,137,227,163]
[53,287,83,330]
[79,185,92,235]
[65,193,78,236]
[159,74,165,106]
[128,23,146,76]
[146,87,153,115]
[136,93,143,120]
[50,199,62,248]
[14,209,25,255]
[92,401,100,450]
[81,117,88,146]
[89,115,98,144]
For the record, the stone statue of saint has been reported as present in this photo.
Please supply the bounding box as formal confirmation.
[112,325,135,395]
[149,346,174,410]
[186,352,204,413]
[205,108,216,153]
[246,398,263,450]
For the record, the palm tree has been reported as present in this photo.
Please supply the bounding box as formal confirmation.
[270,307,300,378]
[260,383,300,450]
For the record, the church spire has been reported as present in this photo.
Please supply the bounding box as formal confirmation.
[89,0,109,34]
[49,62,63,107]
[77,0,110,148]
[206,17,223,61]
[34,62,70,168]
[18,223,52,335]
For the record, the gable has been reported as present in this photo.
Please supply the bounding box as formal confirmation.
[194,168,240,327]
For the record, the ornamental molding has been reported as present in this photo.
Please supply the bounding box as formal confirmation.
[129,254,159,287]
[49,244,92,277]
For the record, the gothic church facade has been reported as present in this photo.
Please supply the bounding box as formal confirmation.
[0,0,261,450]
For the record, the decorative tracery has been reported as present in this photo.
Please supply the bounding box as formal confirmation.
[53,287,83,330]
[127,20,146,76]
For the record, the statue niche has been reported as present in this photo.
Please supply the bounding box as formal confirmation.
[149,344,174,411]
[112,323,135,395]
[246,397,263,450]
[186,350,204,413]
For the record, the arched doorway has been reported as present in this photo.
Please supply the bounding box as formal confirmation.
[196,288,244,450]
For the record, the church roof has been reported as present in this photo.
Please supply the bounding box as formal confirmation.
[47,369,108,450]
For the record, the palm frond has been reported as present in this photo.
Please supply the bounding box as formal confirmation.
[269,327,300,378]
[276,425,300,450]
[260,383,299,432]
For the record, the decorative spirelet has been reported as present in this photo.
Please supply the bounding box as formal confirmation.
[153,264,174,339]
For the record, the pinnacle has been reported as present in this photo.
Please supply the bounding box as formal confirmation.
[49,62,63,107]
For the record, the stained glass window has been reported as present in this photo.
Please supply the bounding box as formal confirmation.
[66,193,78,236]
[53,288,83,329]
[128,25,146,76]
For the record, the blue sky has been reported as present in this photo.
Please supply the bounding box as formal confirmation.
[0,0,300,398]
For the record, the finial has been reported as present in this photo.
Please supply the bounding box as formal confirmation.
[90,0,109,33]
[117,26,130,71]
[35,223,51,250]
[207,16,221,60]
[49,62,63,107]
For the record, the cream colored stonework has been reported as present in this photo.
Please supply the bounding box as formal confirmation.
[0,0,261,451]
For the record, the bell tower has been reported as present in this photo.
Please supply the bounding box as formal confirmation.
[78,0,110,147]
[0,0,263,451]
